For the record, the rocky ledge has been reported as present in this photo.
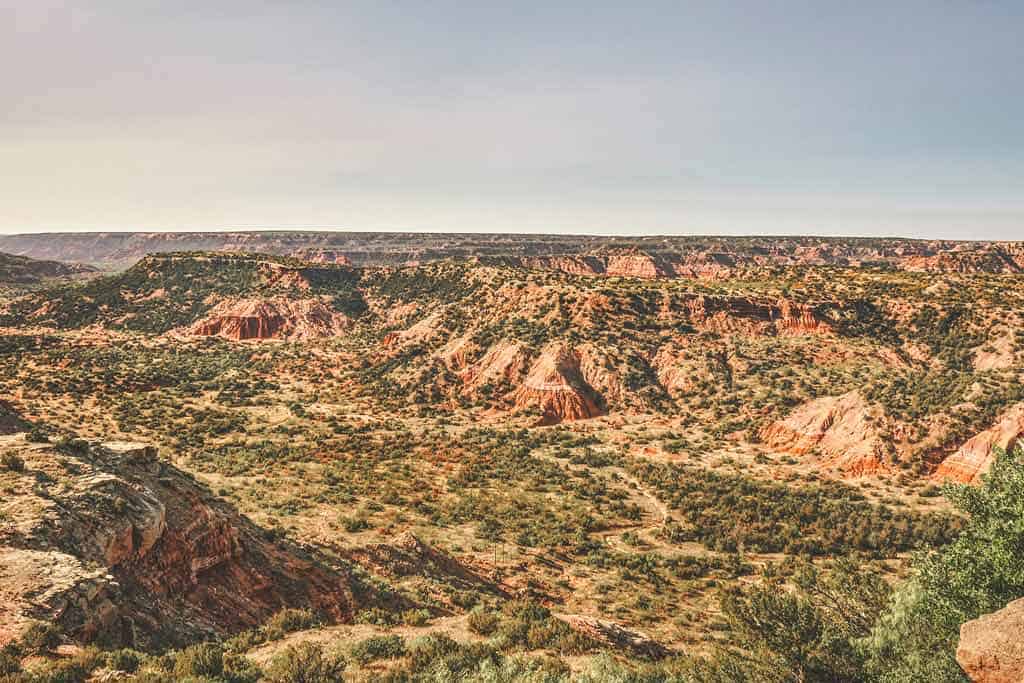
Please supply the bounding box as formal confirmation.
[0,433,357,649]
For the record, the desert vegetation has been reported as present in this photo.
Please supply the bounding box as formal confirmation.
[2,242,1022,680]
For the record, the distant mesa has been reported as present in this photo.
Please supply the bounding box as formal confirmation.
[4,231,1024,275]
[288,248,353,265]
[902,247,1024,274]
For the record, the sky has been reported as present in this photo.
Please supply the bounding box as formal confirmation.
[2,1,1023,239]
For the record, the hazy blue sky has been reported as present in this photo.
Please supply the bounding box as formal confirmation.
[2,1,1023,238]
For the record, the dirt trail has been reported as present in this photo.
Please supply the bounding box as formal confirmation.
[536,451,672,553]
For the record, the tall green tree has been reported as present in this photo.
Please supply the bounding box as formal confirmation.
[864,445,1024,681]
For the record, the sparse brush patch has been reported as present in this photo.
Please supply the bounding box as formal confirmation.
[350,634,406,664]
[467,608,501,636]
[400,608,431,626]
[355,607,398,627]
[341,516,370,532]
[264,642,345,683]
[0,650,20,676]
[1,451,24,472]
[19,621,62,655]
[172,642,224,680]
[102,648,142,673]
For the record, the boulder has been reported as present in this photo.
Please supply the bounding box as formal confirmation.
[958,598,1024,682]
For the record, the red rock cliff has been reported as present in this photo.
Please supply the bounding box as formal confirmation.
[181,298,349,341]
[935,404,1024,484]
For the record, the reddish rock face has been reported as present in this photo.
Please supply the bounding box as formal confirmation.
[513,343,604,425]
[122,467,355,639]
[958,598,1024,683]
[459,340,530,394]
[776,299,830,335]
[604,251,666,279]
[0,436,356,649]
[935,404,1024,484]
[760,391,888,476]
[685,295,831,337]
[182,298,349,341]
[194,312,289,340]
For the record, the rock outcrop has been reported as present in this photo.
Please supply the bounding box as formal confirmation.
[513,343,604,425]
[760,392,888,475]
[181,298,349,341]
[958,598,1024,683]
[559,614,670,660]
[459,340,530,394]
[776,299,831,335]
[381,312,443,350]
[651,345,704,396]
[577,345,625,405]
[935,404,1024,483]
[685,296,831,337]
[0,434,357,648]
[603,249,666,279]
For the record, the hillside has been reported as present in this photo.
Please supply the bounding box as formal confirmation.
[0,251,95,287]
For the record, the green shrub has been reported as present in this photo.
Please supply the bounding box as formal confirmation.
[32,659,90,683]
[467,609,500,636]
[864,446,1024,681]
[263,608,318,640]
[341,516,369,532]
[172,642,223,679]
[26,426,49,443]
[354,607,396,627]
[405,634,501,676]
[350,634,406,664]
[19,621,62,655]
[103,648,141,673]
[401,608,431,627]
[1,452,24,472]
[264,642,345,683]
[0,650,20,675]
[223,651,263,683]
